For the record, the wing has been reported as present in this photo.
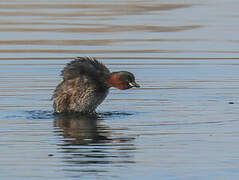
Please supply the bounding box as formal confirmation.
[52,81,71,113]
[52,78,108,113]
[61,57,110,83]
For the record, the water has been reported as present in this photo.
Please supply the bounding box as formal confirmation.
[1,0,239,179]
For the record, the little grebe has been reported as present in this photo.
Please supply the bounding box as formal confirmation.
[52,57,140,114]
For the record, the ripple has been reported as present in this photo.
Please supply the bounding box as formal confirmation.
[25,110,54,120]
[22,110,137,120]
[97,111,135,118]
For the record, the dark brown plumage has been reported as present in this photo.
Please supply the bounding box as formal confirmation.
[52,57,140,114]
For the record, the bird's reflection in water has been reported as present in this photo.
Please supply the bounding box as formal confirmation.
[54,113,136,176]
[54,113,110,145]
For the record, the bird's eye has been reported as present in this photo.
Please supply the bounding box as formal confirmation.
[129,75,135,82]
[127,76,133,82]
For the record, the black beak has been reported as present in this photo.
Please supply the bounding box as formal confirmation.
[129,81,140,88]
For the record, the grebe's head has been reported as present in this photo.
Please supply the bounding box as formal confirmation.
[107,71,140,90]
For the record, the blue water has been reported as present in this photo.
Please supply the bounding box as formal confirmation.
[1,0,239,179]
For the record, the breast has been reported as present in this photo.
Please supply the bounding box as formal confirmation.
[66,76,109,113]
[71,86,109,113]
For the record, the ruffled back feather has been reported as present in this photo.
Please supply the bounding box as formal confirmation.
[61,57,110,83]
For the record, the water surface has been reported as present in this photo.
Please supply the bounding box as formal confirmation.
[1,0,239,179]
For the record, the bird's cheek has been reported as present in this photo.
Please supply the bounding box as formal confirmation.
[113,81,129,90]
[118,82,130,90]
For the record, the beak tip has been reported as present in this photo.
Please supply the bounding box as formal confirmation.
[129,82,140,88]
